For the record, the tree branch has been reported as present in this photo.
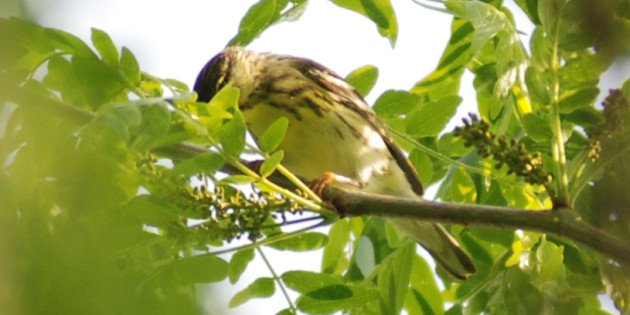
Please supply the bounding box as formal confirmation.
[160,141,630,265]
[322,187,630,265]
[7,84,630,265]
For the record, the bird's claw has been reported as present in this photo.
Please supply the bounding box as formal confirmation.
[308,171,363,198]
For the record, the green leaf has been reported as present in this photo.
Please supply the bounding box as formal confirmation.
[411,20,470,99]
[267,232,328,251]
[329,0,398,46]
[158,254,229,284]
[120,47,140,84]
[131,104,173,150]
[258,117,289,152]
[538,0,563,37]
[111,105,142,127]
[355,236,375,277]
[229,0,285,46]
[171,152,226,176]
[322,219,351,274]
[373,89,422,118]
[200,85,240,133]
[164,78,190,93]
[409,149,433,186]
[345,64,378,97]
[404,255,444,314]
[296,284,380,314]
[454,1,509,51]
[229,248,255,284]
[259,150,284,177]
[438,131,473,158]
[282,270,343,293]
[220,109,247,157]
[278,0,309,23]
[558,88,599,114]
[406,95,461,137]
[94,105,142,141]
[533,237,566,286]
[360,0,389,29]
[123,195,179,227]
[500,182,545,210]
[379,242,414,314]
[276,308,295,315]
[90,28,119,67]
[385,221,403,248]
[514,0,542,25]
[445,304,464,315]
[229,277,276,308]
[526,65,551,106]
[560,52,611,89]
[437,167,477,203]
[523,113,553,143]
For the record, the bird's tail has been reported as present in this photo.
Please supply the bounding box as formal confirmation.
[390,218,476,280]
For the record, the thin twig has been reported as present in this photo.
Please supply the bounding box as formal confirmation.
[256,246,297,313]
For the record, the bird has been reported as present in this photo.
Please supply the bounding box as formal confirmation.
[193,46,476,279]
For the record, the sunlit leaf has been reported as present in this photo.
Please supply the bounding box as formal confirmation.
[258,117,289,152]
[229,277,276,307]
[500,182,545,210]
[220,109,247,157]
[120,47,140,84]
[91,27,119,66]
[259,150,284,177]
[355,236,375,277]
[406,95,461,137]
[373,89,422,118]
[282,270,344,293]
[199,85,240,133]
[229,249,255,284]
[437,167,477,203]
[229,0,304,46]
[558,87,599,114]
[156,254,229,284]
[267,232,328,251]
[409,149,433,186]
[296,284,380,314]
[171,152,225,176]
[405,255,444,315]
[329,0,398,46]
[390,242,416,313]
[123,195,180,227]
[322,219,351,274]
[345,64,378,97]
[523,112,553,142]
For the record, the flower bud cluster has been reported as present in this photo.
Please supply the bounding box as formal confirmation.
[454,114,551,186]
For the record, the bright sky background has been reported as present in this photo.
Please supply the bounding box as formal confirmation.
[20,0,622,313]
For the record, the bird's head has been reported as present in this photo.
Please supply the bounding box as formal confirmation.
[193,46,259,103]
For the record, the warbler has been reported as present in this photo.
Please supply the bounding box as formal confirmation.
[193,47,476,279]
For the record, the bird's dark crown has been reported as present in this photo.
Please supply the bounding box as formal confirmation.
[193,51,230,103]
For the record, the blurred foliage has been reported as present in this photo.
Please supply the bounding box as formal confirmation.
[1,0,630,314]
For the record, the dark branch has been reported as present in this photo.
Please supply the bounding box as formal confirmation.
[323,187,630,265]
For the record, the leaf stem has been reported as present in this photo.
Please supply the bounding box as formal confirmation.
[256,246,297,313]
[228,158,330,214]
[549,7,570,207]
[275,164,323,203]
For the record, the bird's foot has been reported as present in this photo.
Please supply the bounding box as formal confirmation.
[309,171,363,197]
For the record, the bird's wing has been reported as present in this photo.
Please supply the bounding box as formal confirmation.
[292,58,424,196]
